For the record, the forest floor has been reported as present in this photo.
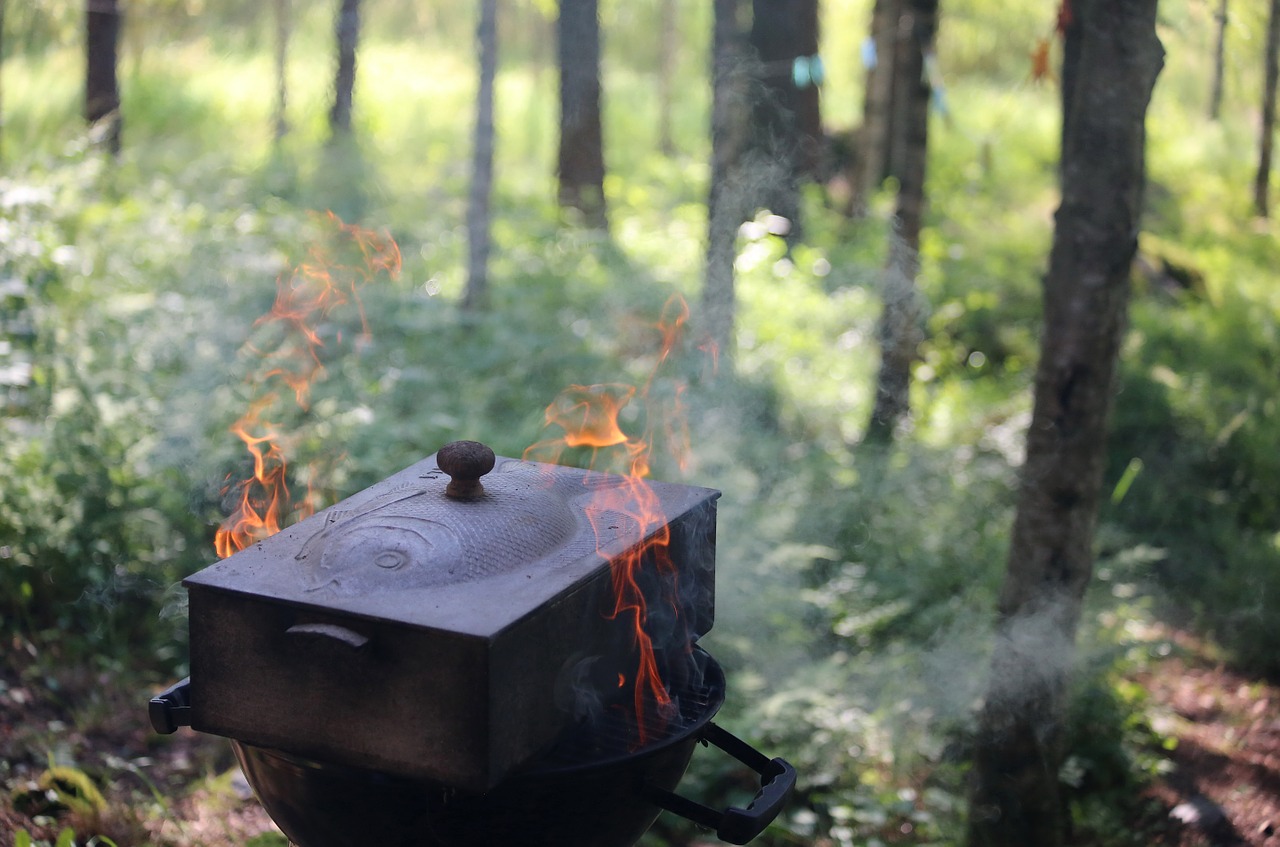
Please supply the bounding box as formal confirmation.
[1138,626,1280,847]
[1,626,1277,847]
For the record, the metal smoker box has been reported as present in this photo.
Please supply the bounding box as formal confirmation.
[183,443,719,792]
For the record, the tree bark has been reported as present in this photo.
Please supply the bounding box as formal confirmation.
[556,0,607,229]
[464,0,498,312]
[85,0,122,155]
[1255,0,1279,217]
[1209,0,1228,120]
[704,0,752,363]
[329,0,361,139]
[884,0,920,186]
[0,0,6,163]
[795,0,822,179]
[273,0,290,143]
[966,3,1163,846]
[749,0,820,238]
[658,0,677,156]
[855,0,901,210]
[865,0,936,443]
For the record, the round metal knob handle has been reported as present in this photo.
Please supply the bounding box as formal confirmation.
[437,440,496,500]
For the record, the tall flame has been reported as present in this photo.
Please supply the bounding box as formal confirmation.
[216,213,401,557]
[526,295,710,745]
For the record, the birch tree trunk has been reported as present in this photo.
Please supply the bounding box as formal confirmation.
[865,0,936,442]
[967,3,1164,845]
[464,0,498,312]
[1255,0,1279,217]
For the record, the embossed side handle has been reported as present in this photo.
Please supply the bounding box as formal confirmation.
[286,622,371,650]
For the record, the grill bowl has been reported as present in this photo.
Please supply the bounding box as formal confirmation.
[232,651,725,847]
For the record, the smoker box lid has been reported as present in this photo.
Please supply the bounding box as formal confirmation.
[184,450,719,636]
[182,446,719,789]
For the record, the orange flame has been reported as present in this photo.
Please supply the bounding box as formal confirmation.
[525,295,709,745]
[216,213,401,558]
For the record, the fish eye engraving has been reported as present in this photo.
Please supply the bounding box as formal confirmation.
[374,549,407,569]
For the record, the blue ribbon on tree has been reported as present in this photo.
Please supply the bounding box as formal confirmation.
[792,54,825,89]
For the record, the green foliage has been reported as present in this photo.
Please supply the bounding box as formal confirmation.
[1106,255,1280,677]
[11,830,118,847]
[11,765,107,819]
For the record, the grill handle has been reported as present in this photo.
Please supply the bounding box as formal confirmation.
[286,622,370,650]
[645,721,796,845]
[149,677,192,735]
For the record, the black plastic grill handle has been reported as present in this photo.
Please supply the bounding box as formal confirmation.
[645,721,797,845]
[149,677,192,734]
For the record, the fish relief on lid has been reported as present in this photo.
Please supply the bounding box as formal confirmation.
[293,457,606,595]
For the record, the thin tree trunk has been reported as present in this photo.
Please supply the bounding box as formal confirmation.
[273,0,290,143]
[658,0,677,156]
[795,0,822,179]
[704,0,751,363]
[966,3,1163,845]
[885,0,922,186]
[0,0,6,163]
[854,0,901,212]
[464,0,498,312]
[749,0,807,236]
[865,0,936,443]
[1209,0,1228,120]
[1255,0,1279,217]
[329,0,361,139]
[85,0,122,155]
[556,0,607,229]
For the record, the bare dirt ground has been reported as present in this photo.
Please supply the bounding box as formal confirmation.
[2,626,1278,847]
[1140,629,1280,847]
[0,636,277,847]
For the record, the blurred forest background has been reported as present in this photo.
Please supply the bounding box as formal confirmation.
[0,0,1278,845]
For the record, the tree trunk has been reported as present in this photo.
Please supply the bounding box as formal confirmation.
[796,0,823,179]
[865,0,936,443]
[85,0,122,155]
[1255,0,1279,217]
[704,0,751,363]
[464,0,498,312]
[0,0,6,163]
[273,0,291,143]
[329,0,361,139]
[966,3,1163,846]
[749,0,819,238]
[658,0,677,156]
[855,0,901,210]
[885,0,925,185]
[1209,0,1228,120]
[556,0,607,229]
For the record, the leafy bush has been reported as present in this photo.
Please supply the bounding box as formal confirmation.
[1106,289,1280,677]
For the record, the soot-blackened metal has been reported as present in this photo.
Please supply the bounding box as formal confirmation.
[182,442,719,791]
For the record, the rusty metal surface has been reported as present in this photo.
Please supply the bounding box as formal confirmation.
[184,449,718,790]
